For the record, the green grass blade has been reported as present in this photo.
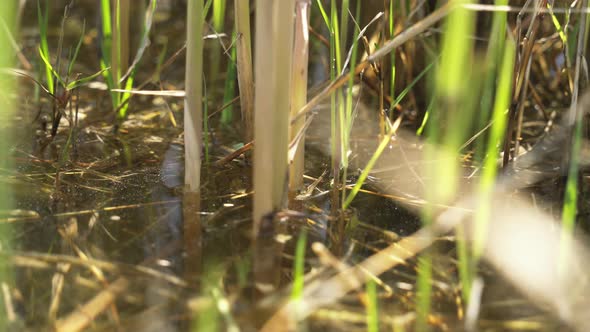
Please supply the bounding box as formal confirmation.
[221,32,237,124]
[315,0,330,29]
[472,37,515,260]
[67,21,86,77]
[415,254,432,332]
[37,0,53,94]
[38,47,66,88]
[203,0,214,20]
[366,279,379,332]
[343,129,391,209]
[67,67,110,90]
[290,229,307,301]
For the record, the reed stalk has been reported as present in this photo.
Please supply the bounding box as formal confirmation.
[233,0,254,141]
[185,0,204,192]
[252,0,296,231]
[289,0,311,193]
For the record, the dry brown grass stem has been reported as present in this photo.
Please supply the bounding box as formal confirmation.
[289,0,311,193]
[55,278,128,332]
[234,0,254,142]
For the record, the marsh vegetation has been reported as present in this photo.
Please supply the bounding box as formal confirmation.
[0,0,589,331]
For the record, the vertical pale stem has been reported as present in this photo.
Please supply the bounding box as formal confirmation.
[234,0,254,142]
[185,0,204,192]
[289,0,310,193]
[253,0,296,232]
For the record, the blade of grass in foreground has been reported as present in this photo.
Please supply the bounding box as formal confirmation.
[473,36,515,261]
[561,0,588,269]
[421,0,476,327]
[0,0,15,329]
[366,279,379,332]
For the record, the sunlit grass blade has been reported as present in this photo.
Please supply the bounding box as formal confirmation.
[67,21,86,77]
[423,0,476,326]
[291,229,307,301]
[366,279,379,332]
[37,0,53,94]
[472,37,515,261]
[37,47,66,88]
[561,0,588,269]
[67,67,110,90]
[0,1,16,328]
[415,254,432,332]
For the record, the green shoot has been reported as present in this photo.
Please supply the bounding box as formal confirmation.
[366,279,379,332]
[561,0,588,268]
[415,254,432,332]
[37,0,53,94]
[291,229,307,301]
[221,31,237,125]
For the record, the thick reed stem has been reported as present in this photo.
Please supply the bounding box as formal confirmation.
[184,0,204,192]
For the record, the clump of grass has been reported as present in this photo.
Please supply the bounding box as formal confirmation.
[100,0,157,126]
